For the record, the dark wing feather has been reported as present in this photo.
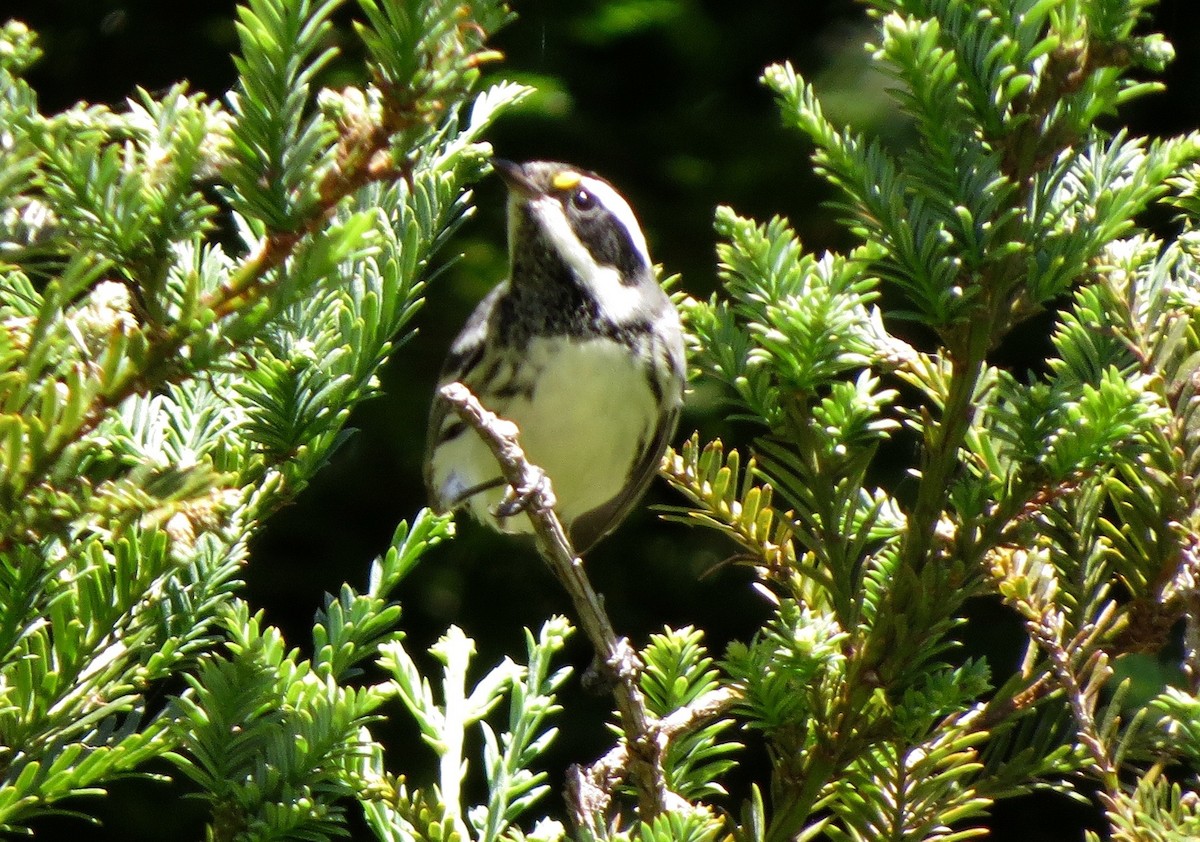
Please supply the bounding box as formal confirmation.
[568,403,681,554]
[423,284,505,509]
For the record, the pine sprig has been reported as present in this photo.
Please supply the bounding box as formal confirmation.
[312,510,455,682]
[582,810,724,842]
[662,2,1200,839]
[475,619,572,842]
[659,435,805,591]
[168,603,378,841]
[373,617,572,842]
[225,0,342,229]
[0,2,528,836]
[1101,774,1200,842]
[640,627,740,801]
[825,722,991,842]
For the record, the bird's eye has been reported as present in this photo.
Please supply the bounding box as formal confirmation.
[571,188,597,211]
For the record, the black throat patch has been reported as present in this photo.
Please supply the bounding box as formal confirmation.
[499,230,602,345]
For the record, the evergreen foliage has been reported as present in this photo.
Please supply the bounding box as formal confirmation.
[2,0,1200,839]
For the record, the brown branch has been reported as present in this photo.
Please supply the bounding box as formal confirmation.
[1032,606,1118,790]
[565,686,742,825]
[438,382,743,825]
[971,673,1056,731]
[3,77,434,550]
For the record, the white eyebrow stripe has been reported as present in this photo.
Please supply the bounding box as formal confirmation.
[578,175,650,268]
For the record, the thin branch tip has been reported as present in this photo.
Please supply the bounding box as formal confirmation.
[441,382,745,827]
[439,381,667,819]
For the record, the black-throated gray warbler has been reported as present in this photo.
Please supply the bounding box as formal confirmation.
[425,160,685,552]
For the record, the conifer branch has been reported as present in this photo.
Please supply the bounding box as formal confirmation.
[564,685,740,825]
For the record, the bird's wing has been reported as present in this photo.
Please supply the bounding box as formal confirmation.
[424,283,506,508]
[567,402,681,554]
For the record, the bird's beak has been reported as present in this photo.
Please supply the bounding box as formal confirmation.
[493,159,540,198]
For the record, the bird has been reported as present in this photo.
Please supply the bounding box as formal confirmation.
[425,159,685,553]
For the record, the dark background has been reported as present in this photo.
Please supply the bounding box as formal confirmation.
[5,0,1200,838]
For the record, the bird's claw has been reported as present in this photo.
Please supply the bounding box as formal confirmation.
[495,467,556,518]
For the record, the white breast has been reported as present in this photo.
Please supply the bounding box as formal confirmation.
[430,336,658,534]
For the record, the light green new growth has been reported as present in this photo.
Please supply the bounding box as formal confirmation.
[0,0,558,837]
[5,0,1200,839]
[664,0,1200,839]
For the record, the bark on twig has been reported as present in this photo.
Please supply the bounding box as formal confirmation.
[438,382,744,826]
[565,686,741,822]
[438,382,666,819]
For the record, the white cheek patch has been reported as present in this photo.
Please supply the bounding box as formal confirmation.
[528,194,649,324]
[531,194,598,274]
[525,179,661,325]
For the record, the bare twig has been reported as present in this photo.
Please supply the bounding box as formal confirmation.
[437,382,668,819]
[1026,604,1119,797]
[438,382,744,826]
[565,686,741,824]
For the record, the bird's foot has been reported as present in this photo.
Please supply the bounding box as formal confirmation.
[495,466,557,519]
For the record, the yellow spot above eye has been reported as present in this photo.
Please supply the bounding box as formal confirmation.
[551,171,582,191]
